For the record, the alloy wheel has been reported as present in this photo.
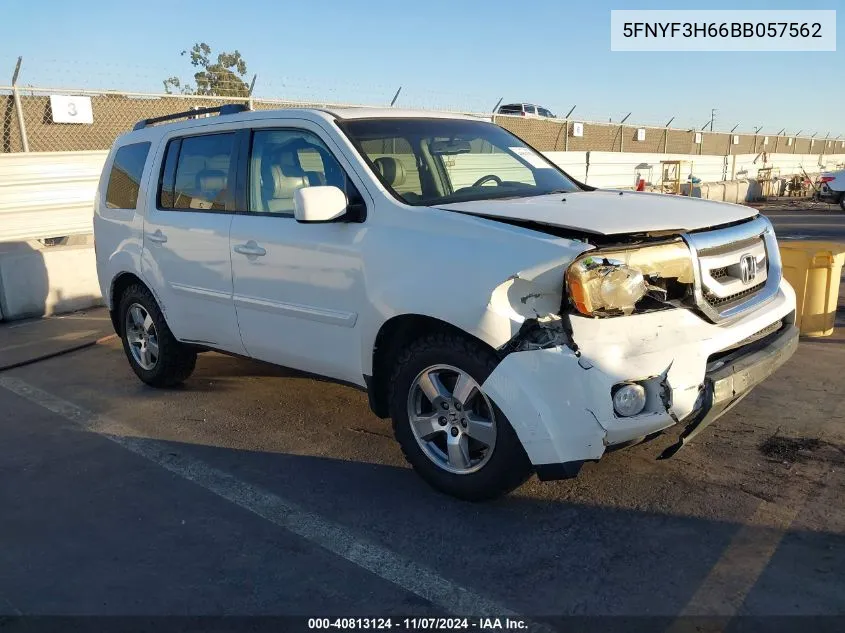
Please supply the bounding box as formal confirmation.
[125,303,159,371]
[406,364,497,474]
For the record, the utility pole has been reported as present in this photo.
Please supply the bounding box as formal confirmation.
[710,108,716,132]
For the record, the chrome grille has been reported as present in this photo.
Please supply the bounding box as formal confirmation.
[706,319,785,371]
[684,216,782,322]
[705,281,766,308]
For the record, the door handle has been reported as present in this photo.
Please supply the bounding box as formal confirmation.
[147,230,168,244]
[233,241,267,257]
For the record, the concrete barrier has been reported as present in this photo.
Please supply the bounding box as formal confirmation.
[681,179,752,203]
[0,237,102,321]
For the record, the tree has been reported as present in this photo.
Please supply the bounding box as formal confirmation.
[163,43,250,97]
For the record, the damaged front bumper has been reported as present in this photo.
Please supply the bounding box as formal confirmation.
[481,279,798,479]
[661,321,799,457]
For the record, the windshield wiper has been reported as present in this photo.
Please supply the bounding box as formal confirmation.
[522,188,572,198]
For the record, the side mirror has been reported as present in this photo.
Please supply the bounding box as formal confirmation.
[293,186,348,223]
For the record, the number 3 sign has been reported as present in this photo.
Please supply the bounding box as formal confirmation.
[49,95,93,124]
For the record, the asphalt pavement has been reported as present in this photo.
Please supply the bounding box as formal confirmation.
[759,198,845,241]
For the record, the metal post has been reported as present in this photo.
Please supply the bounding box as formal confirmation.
[663,117,674,154]
[728,123,739,158]
[619,113,631,153]
[11,56,29,152]
[247,74,257,111]
[564,119,570,151]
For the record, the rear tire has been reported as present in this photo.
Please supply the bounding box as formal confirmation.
[839,192,845,212]
[118,283,196,387]
[388,331,532,501]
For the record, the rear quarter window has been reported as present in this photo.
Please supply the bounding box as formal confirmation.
[106,142,151,209]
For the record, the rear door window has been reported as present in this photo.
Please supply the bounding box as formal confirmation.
[106,142,151,209]
[524,105,537,115]
[158,133,235,211]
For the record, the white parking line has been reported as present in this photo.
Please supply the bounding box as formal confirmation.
[0,375,519,618]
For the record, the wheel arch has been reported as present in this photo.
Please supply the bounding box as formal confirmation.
[108,271,153,335]
[366,313,499,419]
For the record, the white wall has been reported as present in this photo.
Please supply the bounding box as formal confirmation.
[0,151,107,243]
[544,151,845,189]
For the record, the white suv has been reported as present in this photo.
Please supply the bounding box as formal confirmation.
[94,105,798,500]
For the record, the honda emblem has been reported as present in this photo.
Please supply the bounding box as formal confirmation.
[739,254,757,285]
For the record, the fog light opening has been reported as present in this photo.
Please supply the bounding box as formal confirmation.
[612,383,647,417]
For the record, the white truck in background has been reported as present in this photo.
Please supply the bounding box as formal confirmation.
[816,169,845,210]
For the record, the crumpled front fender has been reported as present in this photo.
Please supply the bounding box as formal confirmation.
[482,346,609,466]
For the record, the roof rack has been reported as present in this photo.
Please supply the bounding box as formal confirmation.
[133,103,249,131]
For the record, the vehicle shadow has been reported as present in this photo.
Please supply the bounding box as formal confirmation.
[127,435,845,619]
[139,352,354,394]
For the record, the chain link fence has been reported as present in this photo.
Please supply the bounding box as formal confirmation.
[490,115,836,156]
[3,84,845,157]
[0,86,386,153]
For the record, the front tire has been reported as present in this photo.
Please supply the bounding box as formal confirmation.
[839,192,845,212]
[388,332,532,501]
[118,283,196,387]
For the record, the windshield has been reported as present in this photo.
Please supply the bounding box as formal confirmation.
[338,118,580,206]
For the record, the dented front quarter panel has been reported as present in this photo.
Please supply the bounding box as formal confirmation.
[359,209,594,376]
[483,279,797,467]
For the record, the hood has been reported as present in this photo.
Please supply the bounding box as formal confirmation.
[437,190,757,236]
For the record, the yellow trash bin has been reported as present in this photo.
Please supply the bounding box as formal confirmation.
[778,241,845,337]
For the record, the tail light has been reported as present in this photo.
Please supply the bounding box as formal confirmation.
[819,176,834,183]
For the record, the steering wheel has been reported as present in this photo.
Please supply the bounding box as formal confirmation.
[472,174,503,187]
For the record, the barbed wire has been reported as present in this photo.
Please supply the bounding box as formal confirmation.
[14,56,838,136]
[3,57,844,155]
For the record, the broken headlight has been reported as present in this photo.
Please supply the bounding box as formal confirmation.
[565,241,695,317]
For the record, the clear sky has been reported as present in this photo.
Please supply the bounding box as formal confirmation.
[1,0,842,135]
